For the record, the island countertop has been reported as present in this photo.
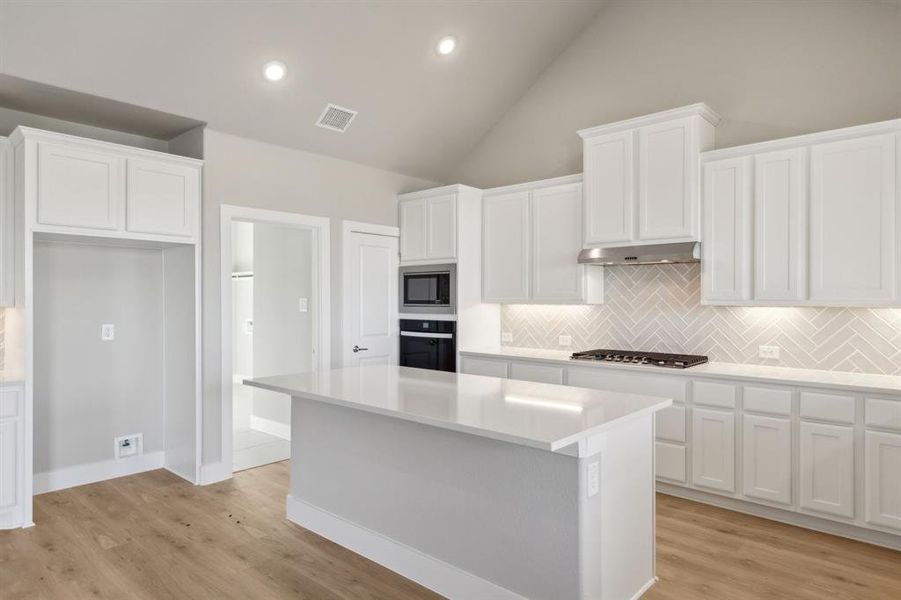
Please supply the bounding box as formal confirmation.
[245,365,672,453]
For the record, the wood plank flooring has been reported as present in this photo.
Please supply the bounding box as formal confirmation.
[1,462,898,599]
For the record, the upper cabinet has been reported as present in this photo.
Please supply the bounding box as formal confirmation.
[11,127,202,244]
[398,188,460,264]
[579,104,720,247]
[0,138,14,307]
[482,175,603,304]
[702,120,901,307]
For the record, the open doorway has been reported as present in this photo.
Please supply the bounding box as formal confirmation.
[220,206,330,475]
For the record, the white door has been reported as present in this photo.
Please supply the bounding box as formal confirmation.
[532,182,584,302]
[482,191,530,303]
[754,149,807,302]
[799,421,854,518]
[638,117,693,240]
[425,194,457,260]
[701,157,752,303]
[126,158,199,237]
[809,133,897,304]
[345,229,398,367]
[399,198,427,262]
[742,414,792,505]
[583,130,635,244]
[865,430,901,530]
[36,141,124,231]
[691,408,735,493]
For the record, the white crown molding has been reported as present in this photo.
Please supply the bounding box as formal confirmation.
[483,173,583,196]
[398,183,482,201]
[577,103,721,139]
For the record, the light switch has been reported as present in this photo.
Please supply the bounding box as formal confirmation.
[588,461,600,497]
[299,298,309,313]
[101,324,115,341]
[758,345,780,359]
[501,332,513,343]
[558,335,572,347]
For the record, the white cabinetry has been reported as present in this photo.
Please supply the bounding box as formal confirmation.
[799,421,854,518]
[482,175,602,304]
[579,104,719,247]
[702,121,901,307]
[126,159,199,237]
[0,386,23,529]
[0,138,13,306]
[742,414,792,505]
[398,189,457,263]
[508,362,563,384]
[460,356,509,379]
[865,430,901,531]
[691,408,735,493]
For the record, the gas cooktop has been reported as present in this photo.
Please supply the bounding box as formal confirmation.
[570,349,708,369]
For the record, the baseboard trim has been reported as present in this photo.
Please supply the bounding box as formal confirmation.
[34,451,165,495]
[285,495,525,600]
[199,461,232,485]
[630,577,657,600]
[250,415,291,440]
[657,483,901,552]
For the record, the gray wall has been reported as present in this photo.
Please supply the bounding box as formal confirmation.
[33,242,164,472]
[201,129,437,465]
[452,0,901,187]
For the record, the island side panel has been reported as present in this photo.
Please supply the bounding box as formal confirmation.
[289,396,581,599]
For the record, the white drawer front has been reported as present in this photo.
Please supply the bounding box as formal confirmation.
[656,442,686,483]
[693,380,737,409]
[800,391,856,424]
[460,357,509,379]
[0,390,20,419]
[656,405,686,443]
[509,362,564,385]
[743,386,792,416]
[865,398,901,432]
[566,367,687,402]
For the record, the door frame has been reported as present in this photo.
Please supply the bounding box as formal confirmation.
[219,205,331,478]
[341,220,399,367]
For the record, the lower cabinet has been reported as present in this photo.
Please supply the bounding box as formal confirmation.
[691,408,735,493]
[865,430,901,531]
[742,414,792,505]
[656,441,687,483]
[799,421,854,518]
[0,386,22,529]
[508,362,563,385]
[460,356,508,379]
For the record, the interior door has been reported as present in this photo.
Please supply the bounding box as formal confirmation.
[345,229,399,367]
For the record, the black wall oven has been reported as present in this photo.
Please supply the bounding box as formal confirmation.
[399,264,456,314]
[399,319,456,372]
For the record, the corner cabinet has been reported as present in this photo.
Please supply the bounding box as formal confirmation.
[0,138,14,306]
[579,104,720,247]
[482,175,603,304]
[398,187,460,264]
[702,120,901,307]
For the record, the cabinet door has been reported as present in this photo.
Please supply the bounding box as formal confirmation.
[809,134,897,304]
[691,408,735,493]
[509,361,564,385]
[460,356,509,378]
[127,159,198,237]
[701,157,752,303]
[799,421,854,518]
[425,194,457,260]
[482,191,530,302]
[37,141,124,230]
[532,183,584,302]
[865,430,901,530]
[639,117,694,240]
[583,131,634,244]
[0,419,17,516]
[399,198,428,261]
[0,139,13,307]
[742,415,792,505]
[754,149,807,301]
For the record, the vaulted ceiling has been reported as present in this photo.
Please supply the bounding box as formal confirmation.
[0,0,605,181]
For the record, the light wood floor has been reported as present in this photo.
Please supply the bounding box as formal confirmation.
[1,463,899,600]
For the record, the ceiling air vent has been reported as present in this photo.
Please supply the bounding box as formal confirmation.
[316,103,357,133]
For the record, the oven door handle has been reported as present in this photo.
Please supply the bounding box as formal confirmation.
[399,331,453,339]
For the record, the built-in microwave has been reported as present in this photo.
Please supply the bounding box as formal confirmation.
[399,264,456,314]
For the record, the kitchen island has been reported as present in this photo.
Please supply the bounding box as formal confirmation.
[244,365,672,600]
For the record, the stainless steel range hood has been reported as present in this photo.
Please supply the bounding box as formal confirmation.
[577,242,700,266]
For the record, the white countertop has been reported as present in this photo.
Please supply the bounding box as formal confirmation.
[460,347,901,395]
[244,365,671,452]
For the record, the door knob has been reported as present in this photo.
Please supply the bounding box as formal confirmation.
[353,345,369,353]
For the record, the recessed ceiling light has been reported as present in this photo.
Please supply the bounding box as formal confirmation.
[436,36,457,55]
[262,60,287,82]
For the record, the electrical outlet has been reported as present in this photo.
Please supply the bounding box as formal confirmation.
[558,335,572,347]
[758,345,780,359]
[587,461,600,497]
[298,297,309,313]
[101,324,115,341]
[114,433,142,461]
[501,332,513,343]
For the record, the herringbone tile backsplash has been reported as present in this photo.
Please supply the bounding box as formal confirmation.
[501,264,901,375]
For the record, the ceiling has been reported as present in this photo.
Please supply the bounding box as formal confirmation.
[0,0,604,181]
